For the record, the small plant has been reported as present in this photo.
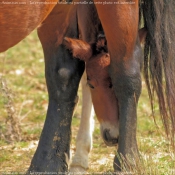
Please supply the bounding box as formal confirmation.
[0,76,22,143]
[114,149,175,175]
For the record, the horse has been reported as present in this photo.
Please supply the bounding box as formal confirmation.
[64,34,119,145]
[66,34,118,172]
[0,0,175,173]
[65,28,147,172]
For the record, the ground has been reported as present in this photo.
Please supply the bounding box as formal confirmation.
[0,31,174,174]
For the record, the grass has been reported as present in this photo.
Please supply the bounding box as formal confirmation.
[0,31,174,174]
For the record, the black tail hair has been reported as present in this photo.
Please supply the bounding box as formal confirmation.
[140,0,175,145]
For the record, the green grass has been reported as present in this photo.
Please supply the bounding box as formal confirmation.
[0,31,174,174]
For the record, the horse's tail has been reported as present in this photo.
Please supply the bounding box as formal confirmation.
[141,0,175,144]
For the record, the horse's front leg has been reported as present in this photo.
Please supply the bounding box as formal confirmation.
[28,34,84,173]
[111,45,142,170]
[95,1,141,171]
[70,71,94,172]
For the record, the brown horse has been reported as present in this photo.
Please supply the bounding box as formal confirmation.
[62,35,115,172]
[1,0,175,173]
[63,29,147,172]
[63,28,147,147]
[63,35,119,147]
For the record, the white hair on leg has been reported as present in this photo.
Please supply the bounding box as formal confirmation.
[70,71,94,173]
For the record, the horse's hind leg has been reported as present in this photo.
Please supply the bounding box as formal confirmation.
[28,7,84,172]
[95,1,141,171]
[70,71,94,172]
[28,45,84,172]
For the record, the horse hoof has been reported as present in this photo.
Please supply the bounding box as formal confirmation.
[69,165,88,174]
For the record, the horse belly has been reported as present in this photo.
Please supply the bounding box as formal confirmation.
[0,0,57,52]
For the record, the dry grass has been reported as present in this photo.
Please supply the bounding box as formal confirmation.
[0,76,22,143]
[0,31,174,174]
